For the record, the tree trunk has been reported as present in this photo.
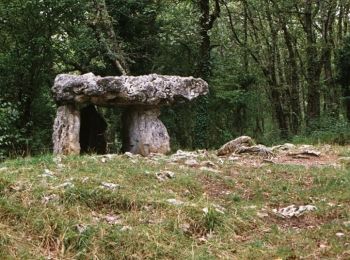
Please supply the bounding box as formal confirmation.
[305,0,321,123]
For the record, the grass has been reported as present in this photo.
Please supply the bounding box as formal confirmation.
[0,146,349,259]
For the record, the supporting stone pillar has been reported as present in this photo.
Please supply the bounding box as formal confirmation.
[52,105,81,155]
[122,107,170,156]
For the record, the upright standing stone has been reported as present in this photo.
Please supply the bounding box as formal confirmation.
[52,105,81,155]
[122,107,170,156]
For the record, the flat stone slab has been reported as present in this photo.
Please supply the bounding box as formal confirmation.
[52,73,209,106]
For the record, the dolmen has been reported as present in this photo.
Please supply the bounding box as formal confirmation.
[52,73,208,156]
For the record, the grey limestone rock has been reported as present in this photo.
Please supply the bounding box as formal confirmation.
[52,73,208,156]
[52,73,208,106]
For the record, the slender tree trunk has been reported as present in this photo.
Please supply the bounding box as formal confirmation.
[281,21,301,134]
[305,0,321,123]
[194,0,220,148]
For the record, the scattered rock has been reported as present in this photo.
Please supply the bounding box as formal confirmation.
[42,169,56,178]
[199,167,221,173]
[180,223,190,233]
[156,171,175,182]
[75,224,88,233]
[0,167,8,172]
[202,204,226,214]
[288,149,321,158]
[184,159,199,167]
[81,177,89,183]
[8,183,24,192]
[170,150,199,162]
[217,136,254,156]
[120,225,132,232]
[166,199,184,206]
[336,232,345,238]
[236,145,273,158]
[200,160,218,168]
[103,214,122,225]
[54,182,74,189]
[273,205,317,218]
[257,211,269,218]
[213,204,226,214]
[343,221,350,227]
[271,143,296,151]
[41,194,59,204]
[100,182,120,190]
[124,152,135,158]
[338,157,350,164]
[227,155,240,161]
[319,243,328,249]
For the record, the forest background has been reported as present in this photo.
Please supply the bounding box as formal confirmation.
[1,0,350,159]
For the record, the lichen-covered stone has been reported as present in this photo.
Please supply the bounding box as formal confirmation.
[52,105,80,155]
[122,108,170,156]
[52,73,208,106]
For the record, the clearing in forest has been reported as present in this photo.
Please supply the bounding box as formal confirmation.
[0,144,349,259]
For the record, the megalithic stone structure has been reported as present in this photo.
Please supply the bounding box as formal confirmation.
[52,73,208,156]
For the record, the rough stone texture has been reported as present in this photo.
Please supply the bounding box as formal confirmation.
[52,73,208,156]
[122,108,170,156]
[52,105,80,155]
[52,73,209,106]
[217,136,254,156]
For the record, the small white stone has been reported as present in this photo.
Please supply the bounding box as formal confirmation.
[184,159,199,167]
[0,167,8,172]
[41,194,59,204]
[257,211,269,218]
[120,225,132,232]
[76,224,88,233]
[167,199,184,206]
[100,182,120,190]
[42,169,56,178]
[336,232,345,238]
[104,214,122,225]
[54,182,74,189]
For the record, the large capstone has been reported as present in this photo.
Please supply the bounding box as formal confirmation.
[52,73,208,156]
[52,73,208,106]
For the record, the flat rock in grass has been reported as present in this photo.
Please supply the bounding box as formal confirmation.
[156,171,175,182]
[184,159,199,167]
[336,232,345,238]
[170,150,199,162]
[103,214,123,225]
[200,160,218,168]
[120,225,132,232]
[338,157,350,164]
[42,169,56,178]
[54,181,74,189]
[100,182,120,190]
[0,167,8,172]
[41,194,59,204]
[217,136,255,156]
[75,224,88,233]
[199,167,221,173]
[203,204,226,214]
[273,205,317,218]
[271,143,296,151]
[166,198,184,206]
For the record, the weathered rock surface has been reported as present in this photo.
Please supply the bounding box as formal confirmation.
[52,73,208,156]
[217,136,254,156]
[52,73,208,106]
[122,108,170,156]
[53,105,80,155]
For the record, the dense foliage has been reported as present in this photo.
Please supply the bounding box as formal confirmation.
[1,0,350,157]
